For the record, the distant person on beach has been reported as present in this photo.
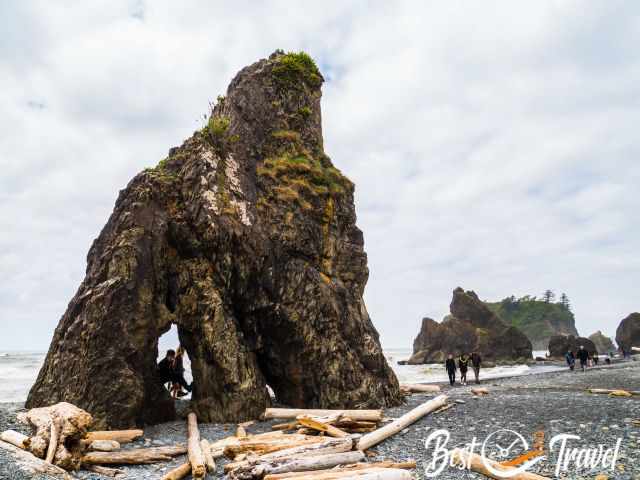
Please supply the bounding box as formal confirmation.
[593,353,599,365]
[576,345,589,372]
[471,351,482,384]
[565,350,575,371]
[458,353,469,385]
[445,354,457,386]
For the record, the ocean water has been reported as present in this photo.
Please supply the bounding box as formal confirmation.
[0,348,553,403]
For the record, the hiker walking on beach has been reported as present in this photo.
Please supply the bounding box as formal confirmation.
[471,351,482,384]
[445,354,457,386]
[458,353,469,386]
[577,345,589,372]
[565,350,575,371]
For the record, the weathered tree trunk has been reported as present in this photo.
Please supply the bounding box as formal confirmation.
[85,430,143,443]
[161,462,192,480]
[471,388,489,396]
[18,402,93,470]
[451,449,550,480]
[82,445,187,465]
[0,439,72,479]
[357,395,447,451]
[0,430,30,449]
[187,413,206,478]
[273,468,414,480]
[264,409,382,423]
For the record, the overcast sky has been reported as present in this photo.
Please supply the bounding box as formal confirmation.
[1,1,639,352]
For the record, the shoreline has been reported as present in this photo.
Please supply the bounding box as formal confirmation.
[1,361,638,479]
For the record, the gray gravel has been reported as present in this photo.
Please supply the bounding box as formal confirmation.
[1,362,639,480]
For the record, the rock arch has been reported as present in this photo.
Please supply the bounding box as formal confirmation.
[26,52,401,428]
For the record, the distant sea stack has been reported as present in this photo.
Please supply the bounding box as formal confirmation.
[548,335,597,358]
[409,288,533,364]
[485,295,578,350]
[26,51,402,428]
[616,312,640,353]
[588,330,616,354]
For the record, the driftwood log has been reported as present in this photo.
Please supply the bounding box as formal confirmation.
[399,384,441,393]
[297,416,348,438]
[82,445,187,465]
[201,438,216,472]
[85,429,143,443]
[0,430,30,449]
[226,437,354,473]
[451,448,550,480]
[263,461,417,480]
[264,409,383,423]
[357,395,447,450]
[229,451,365,479]
[83,464,126,477]
[161,462,192,480]
[187,413,206,478]
[0,439,72,479]
[18,401,93,470]
[224,435,326,458]
[280,468,413,480]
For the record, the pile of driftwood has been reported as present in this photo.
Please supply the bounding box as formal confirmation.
[3,390,535,480]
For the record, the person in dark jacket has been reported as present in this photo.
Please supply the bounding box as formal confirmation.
[158,350,176,384]
[445,354,457,386]
[471,351,482,384]
[172,347,192,396]
[576,345,589,372]
[565,350,575,371]
[458,354,469,385]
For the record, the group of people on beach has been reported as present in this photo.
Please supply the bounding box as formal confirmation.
[444,352,481,386]
[565,345,602,372]
[157,347,192,398]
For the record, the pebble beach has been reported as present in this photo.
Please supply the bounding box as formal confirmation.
[1,361,638,480]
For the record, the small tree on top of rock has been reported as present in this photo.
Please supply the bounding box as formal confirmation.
[559,292,571,311]
[543,289,555,303]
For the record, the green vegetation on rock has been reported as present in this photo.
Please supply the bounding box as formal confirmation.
[272,51,323,89]
[485,295,577,350]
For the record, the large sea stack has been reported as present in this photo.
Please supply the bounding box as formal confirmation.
[616,312,640,353]
[27,51,402,428]
[548,335,597,358]
[409,288,532,364]
[588,330,616,354]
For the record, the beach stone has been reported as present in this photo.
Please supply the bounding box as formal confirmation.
[25,51,402,429]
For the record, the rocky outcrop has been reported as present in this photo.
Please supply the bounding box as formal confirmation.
[409,288,533,364]
[588,330,616,354]
[26,51,401,428]
[616,313,640,352]
[485,297,578,350]
[548,335,597,357]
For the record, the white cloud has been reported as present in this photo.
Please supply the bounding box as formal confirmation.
[0,0,638,351]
